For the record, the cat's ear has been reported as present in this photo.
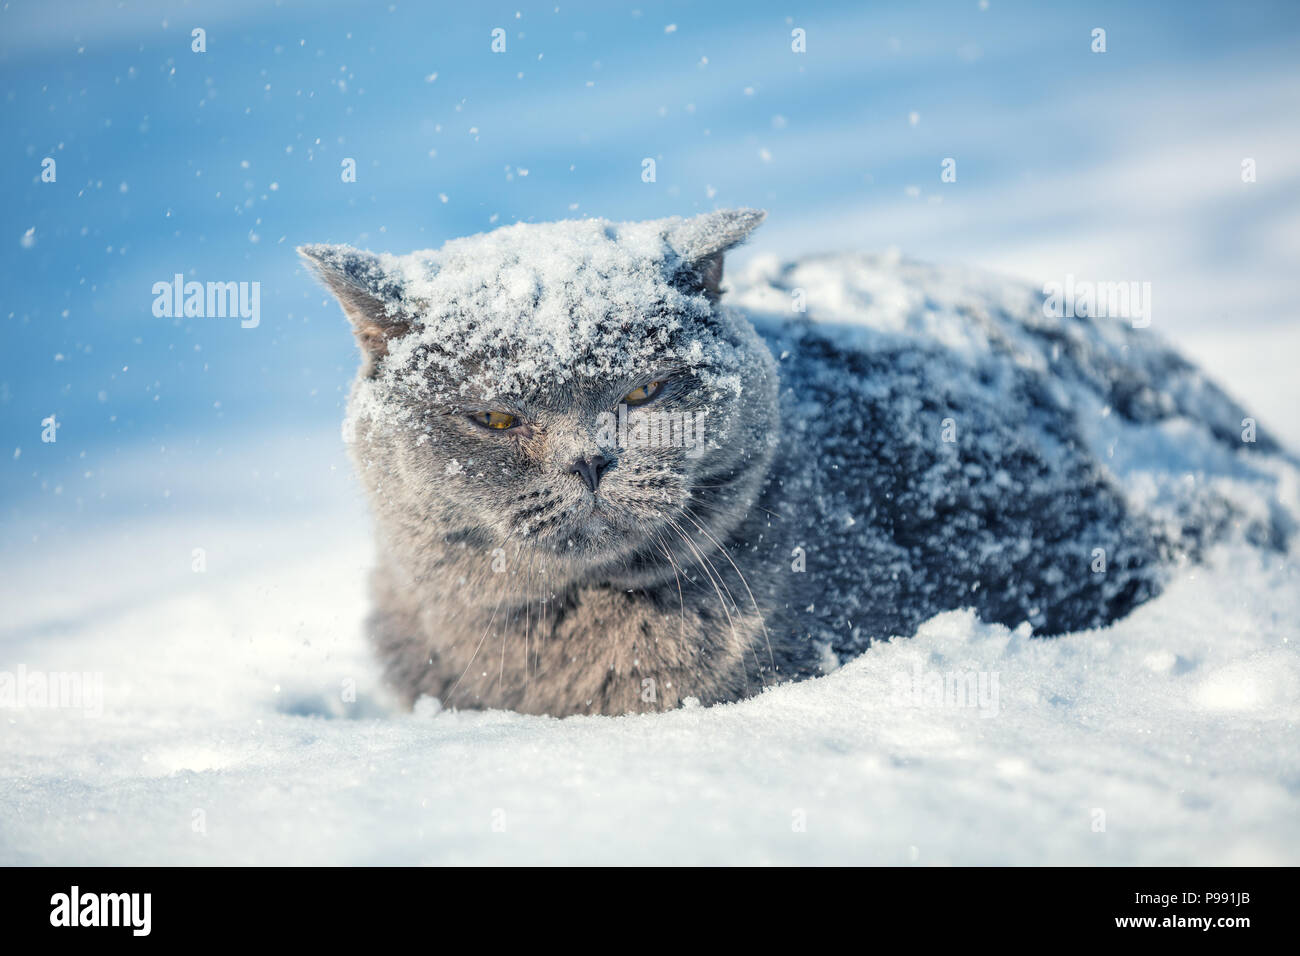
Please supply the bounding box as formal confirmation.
[666,208,766,301]
[298,243,414,374]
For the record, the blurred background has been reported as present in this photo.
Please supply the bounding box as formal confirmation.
[3,0,1299,546]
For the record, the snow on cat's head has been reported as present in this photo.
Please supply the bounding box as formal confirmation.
[299,210,778,571]
[300,209,765,397]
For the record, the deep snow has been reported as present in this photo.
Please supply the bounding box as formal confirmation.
[2,256,1298,865]
[3,508,1297,864]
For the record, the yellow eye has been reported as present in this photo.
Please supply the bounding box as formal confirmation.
[473,411,517,430]
[622,380,664,406]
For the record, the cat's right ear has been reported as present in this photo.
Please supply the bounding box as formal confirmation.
[666,208,766,301]
[298,244,412,375]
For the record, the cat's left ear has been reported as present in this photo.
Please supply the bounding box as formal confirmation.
[298,243,415,375]
[666,208,766,301]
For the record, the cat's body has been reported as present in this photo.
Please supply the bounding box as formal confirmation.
[302,211,1291,717]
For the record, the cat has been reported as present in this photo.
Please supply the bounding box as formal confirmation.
[300,210,1292,717]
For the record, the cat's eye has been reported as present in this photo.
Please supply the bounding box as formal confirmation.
[472,410,517,430]
[622,380,665,407]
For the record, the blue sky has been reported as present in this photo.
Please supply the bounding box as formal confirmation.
[4,0,1299,513]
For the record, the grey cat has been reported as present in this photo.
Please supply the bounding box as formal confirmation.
[300,210,1289,717]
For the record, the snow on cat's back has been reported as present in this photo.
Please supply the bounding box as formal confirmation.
[724,250,1295,659]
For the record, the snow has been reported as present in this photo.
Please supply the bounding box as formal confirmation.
[733,251,1297,559]
[3,255,1299,865]
[301,211,765,428]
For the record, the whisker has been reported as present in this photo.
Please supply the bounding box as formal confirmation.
[662,515,752,694]
[443,528,520,707]
[679,506,777,678]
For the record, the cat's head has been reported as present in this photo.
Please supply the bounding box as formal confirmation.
[300,210,778,592]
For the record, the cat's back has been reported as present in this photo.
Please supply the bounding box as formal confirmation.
[728,253,1292,660]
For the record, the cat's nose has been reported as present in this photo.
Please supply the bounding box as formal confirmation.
[567,454,613,493]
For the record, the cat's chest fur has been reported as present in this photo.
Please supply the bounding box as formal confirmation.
[365,546,773,715]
